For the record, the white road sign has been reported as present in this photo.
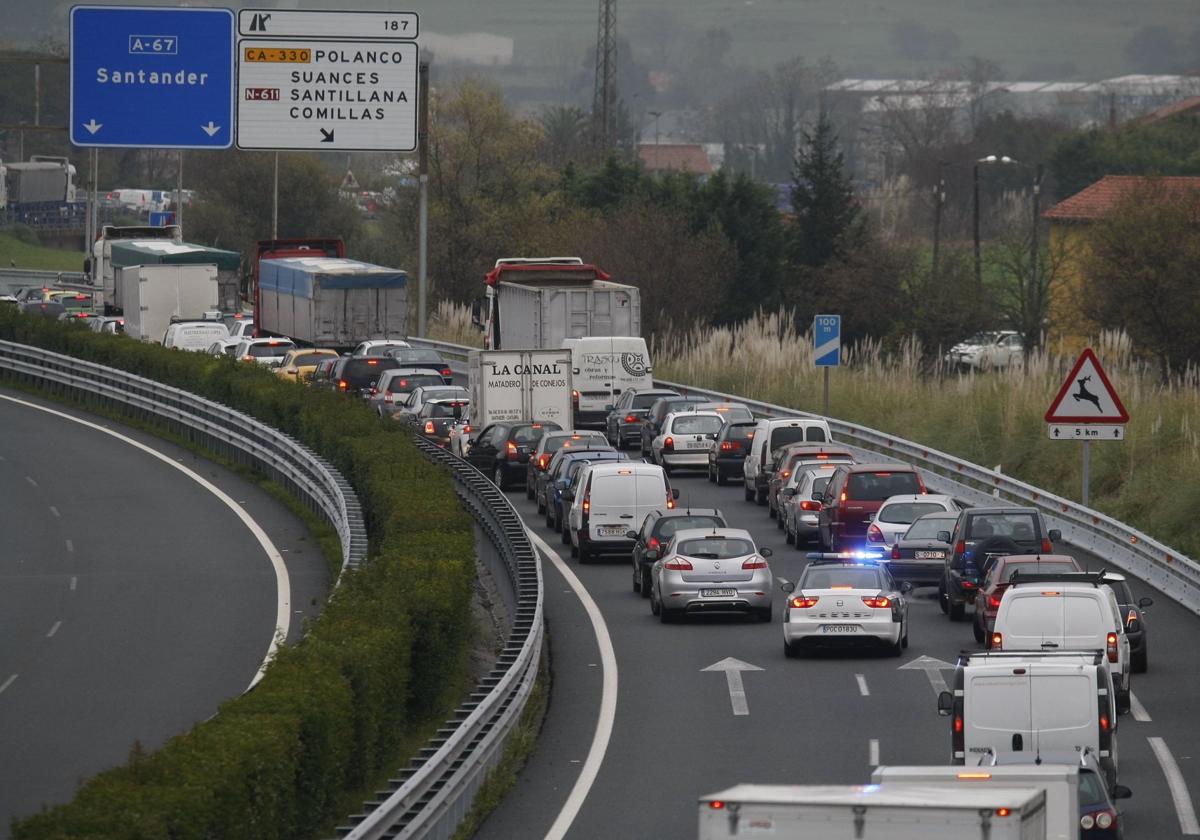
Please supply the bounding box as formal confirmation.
[236,40,417,151]
[1048,424,1125,441]
[239,9,418,40]
[1044,347,1129,424]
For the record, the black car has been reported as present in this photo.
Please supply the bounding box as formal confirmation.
[639,395,708,456]
[330,356,401,397]
[628,508,727,597]
[605,388,679,449]
[413,397,470,448]
[525,431,611,500]
[387,348,454,385]
[466,421,563,490]
[938,507,1061,621]
[1104,573,1152,673]
[887,511,958,588]
[707,421,756,485]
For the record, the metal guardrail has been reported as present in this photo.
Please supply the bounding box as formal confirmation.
[0,267,91,289]
[0,340,367,579]
[404,335,1200,615]
[337,439,543,840]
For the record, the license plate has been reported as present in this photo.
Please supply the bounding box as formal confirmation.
[598,526,627,537]
[687,441,709,449]
[821,624,860,633]
[701,588,736,598]
[915,550,945,559]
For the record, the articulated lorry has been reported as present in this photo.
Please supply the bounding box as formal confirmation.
[475,258,642,351]
[468,349,573,428]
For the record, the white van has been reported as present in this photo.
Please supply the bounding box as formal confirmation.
[743,417,833,504]
[992,572,1130,713]
[567,461,677,563]
[563,336,653,428]
[938,650,1119,790]
[162,320,230,352]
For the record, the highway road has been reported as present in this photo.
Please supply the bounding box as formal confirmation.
[478,460,1200,839]
[0,390,329,835]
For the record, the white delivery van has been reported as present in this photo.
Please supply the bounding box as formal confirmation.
[938,651,1119,790]
[698,784,1048,840]
[567,461,677,563]
[743,417,833,504]
[872,764,1078,840]
[162,320,231,352]
[563,336,653,428]
[991,572,1131,713]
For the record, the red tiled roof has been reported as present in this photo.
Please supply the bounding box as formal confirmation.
[1137,95,1200,124]
[637,143,713,175]
[1043,175,1200,221]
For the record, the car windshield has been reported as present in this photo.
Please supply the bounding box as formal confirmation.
[879,501,946,525]
[725,425,755,442]
[247,342,293,357]
[964,332,1000,345]
[673,415,723,435]
[904,515,957,540]
[392,349,443,364]
[341,358,399,385]
[847,472,922,501]
[388,373,442,393]
[294,352,332,367]
[1108,579,1135,605]
[426,401,468,418]
[1078,770,1108,807]
[968,513,1041,542]
[999,560,1080,579]
[364,343,408,355]
[676,537,754,559]
[421,387,468,403]
[512,423,561,445]
[633,392,671,409]
[802,567,883,590]
[656,516,724,538]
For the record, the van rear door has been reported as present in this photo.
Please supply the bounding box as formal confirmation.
[634,469,669,524]
[965,673,1032,759]
[587,471,634,538]
[1028,672,1098,756]
[1002,593,1067,651]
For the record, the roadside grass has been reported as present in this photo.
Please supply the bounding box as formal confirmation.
[0,230,85,272]
[427,298,484,348]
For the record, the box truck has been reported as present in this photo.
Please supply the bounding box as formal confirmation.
[468,349,573,428]
[561,335,653,427]
[108,240,242,315]
[90,224,183,313]
[257,256,407,350]
[698,784,1048,840]
[475,258,641,351]
[117,264,218,343]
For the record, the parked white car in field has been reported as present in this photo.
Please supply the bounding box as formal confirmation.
[944,331,1023,370]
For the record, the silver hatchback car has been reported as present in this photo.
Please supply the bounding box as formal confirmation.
[649,528,774,623]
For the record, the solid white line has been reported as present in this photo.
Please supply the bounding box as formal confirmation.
[49,506,60,518]
[869,738,880,766]
[24,475,37,487]
[1130,691,1152,722]
[0,674,16,695]
[64,539,74,553]
[1149,737,1200,835]
[46,621,61,638]
[69,575,77,591]
[527,528,618,840]
[0,394,290,691]
[856,673,870,696]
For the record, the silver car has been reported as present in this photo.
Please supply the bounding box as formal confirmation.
[780,467,837,548]
[866,494,959,553]
[651,411,725,474]
[649,528,774,623]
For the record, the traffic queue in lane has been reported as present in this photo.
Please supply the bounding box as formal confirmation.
[477,384,1149,837]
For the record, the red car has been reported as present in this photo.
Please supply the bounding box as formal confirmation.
[973,553,1083,645]
[816,463,926,552]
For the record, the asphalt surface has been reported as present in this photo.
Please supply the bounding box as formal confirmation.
[0,390,328,835]
[477,455,1200,839]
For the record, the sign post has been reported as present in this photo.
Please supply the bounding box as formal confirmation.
[813,315,841,418]
[1045,347,1129,507]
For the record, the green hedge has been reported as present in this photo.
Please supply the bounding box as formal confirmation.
[2,312,477,840]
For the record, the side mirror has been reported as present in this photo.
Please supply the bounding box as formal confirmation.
[760,547,774,557]
[937,691,954,716]
[1048,528,1061,542]
[900,581,914,594]
[779,579,795,593]
[1138,596,1153,608]
[626,530,638,540]
[781,488,797,499]
[671,488,680,500]
[937,531,952,543]
[1113,784,1132,800]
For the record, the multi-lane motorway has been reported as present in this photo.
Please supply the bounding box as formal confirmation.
[478,462,1200,839]
[0,390,329,836]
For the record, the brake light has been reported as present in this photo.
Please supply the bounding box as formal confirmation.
[839,491,847,503]
[369,387,378,395]
[956,540,966,556]
[1099,713,1110,732]
[338,380,348,390]
[988,594,1002,610]
[781,470,790,479]
[366,359,378,365]
[664,436,674,451]
[891,545,900,560]
[790,595,819,608]
[1106,631,1119,663]
[243,355,255,362]
[462,425,471,434]
[582,493,590,513]
[960,580,977,590]
[666,493,676,510]
[799,500,822,512]
[709,800,726,810]
[720,441,732,451]
[439,368,451,377]
[995,808,1011,817]
[991,632,1002,649]
[538,454,550,469]
[506,441,518,460]
[625,414,637,423]
[742,556,768,570]
[1041,537,1053,552]
[957,773,992,780]
[862,595,891,608]
[867,524,885,543]
[664,556,693,570]
[424,421,435,434]
[953,716,963,733]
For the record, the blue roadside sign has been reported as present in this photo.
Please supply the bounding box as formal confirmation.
[70,6,235,149]
[814,314,841,367]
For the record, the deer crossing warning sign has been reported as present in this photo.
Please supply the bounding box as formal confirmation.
[1045,347,1129,429]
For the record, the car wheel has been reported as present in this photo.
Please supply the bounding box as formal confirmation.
[949,599,965,622]
[768,501,777,519]
[660,605,679,624]
[888,635,903,657]
[707,465,716,483]
[545,507,555,529]
[756,605,772,623]
[640,569,651,599]
[632,567,641,593]
[650,586,661,616]
[972,615,985,643]
[578,544,592,564]
[525,479,535,500]
[563,525,573,546]
[744,482,755,502]
[715,470,726,487]
[1117,683,1131,715]
[902,625,909,649]
[493,463,508,491]
[1132,646,1148,674]
[938,585,949,615]
[784,640,801,659]
[536,494,545,514]
[785,525,795,545]
[756,488,767,506]
[662,462,672,477]
[776,511,784,530]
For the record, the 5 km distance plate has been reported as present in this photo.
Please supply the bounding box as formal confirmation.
[236,39,417,151]
[1048,424,1125,441]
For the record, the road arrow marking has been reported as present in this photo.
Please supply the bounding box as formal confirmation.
[201,121,221,137]
[83,119,102,135]
[899,655,954,696]
[702,657,763,716]
[320,127,334,143]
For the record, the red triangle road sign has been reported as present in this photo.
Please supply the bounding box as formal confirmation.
[1045,348,1129,424]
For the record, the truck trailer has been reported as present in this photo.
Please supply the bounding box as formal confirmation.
[117,264,218,343]
[257,256,408,350]
[467,349,573,429]
[108,240,241,315]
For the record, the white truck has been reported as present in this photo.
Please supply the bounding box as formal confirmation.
[90,224,183,313]
[698,784,1048,839]
[561,335,653,428]
[475,258,642,351]
[117,264,219,343]
[872,765,1077,840]
[467,349,573,429]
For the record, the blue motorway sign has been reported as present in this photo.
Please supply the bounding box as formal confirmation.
[70,6,234,149]
[814,314,841,367]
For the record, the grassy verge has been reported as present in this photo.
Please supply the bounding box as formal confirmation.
[652,311,1200,560]
[0,230,86,272]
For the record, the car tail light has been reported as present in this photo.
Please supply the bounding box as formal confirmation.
[790,595,819,608]
[624,414,637,423]
[742,556,768,570]
[424,421,435,434]
[666,493,676,510]
[663,436,674,451]
[839,490,847,503]
[337,379,349,389]
[664,556,693,570]
[867,524,885,543]
[441,368,452,377]
[647,537,659,548]
[572,390,580,407]
[891,545,900,560]
[462,425,471,434]
[956,540,966,556]
[799,500,822,512]
[582,493,590,514]
[506,441,518,460]
[369,386,378,395]
[708,800,726,810]
[720,441,732,451]
[960,579,977,590]
[1095,811,1115,829]
[953,715,963,733]
[1099,713,1110,732]
[988,594,1002,610]
[1106,631,1119,663]
[995,808,1011,817]
[243,355,255,362]
[991,632,1003,649]
[538,454,550,469]
[781,470,791,479]
[1041,537,1053,552]
[862,595,891,608]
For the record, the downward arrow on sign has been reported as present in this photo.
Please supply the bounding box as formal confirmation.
[83,119,102,135]
[201,121,221,137]
[702,657,763,716]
